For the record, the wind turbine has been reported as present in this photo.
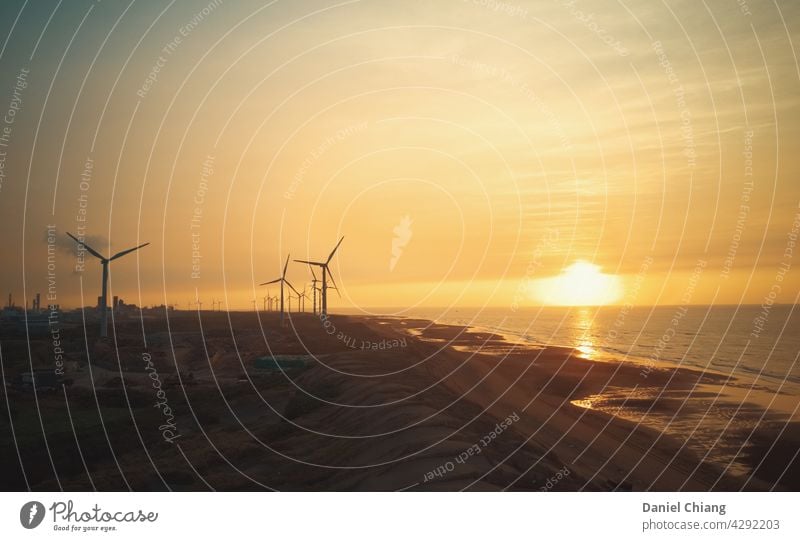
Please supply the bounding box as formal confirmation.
[295,236,343,318]
[309,267,320,315]
[260,254,299,325]
[67,233,149,338]
[309,278,336,315]
[297,287,307,313]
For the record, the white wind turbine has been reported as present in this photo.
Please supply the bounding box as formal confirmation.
[295,237,343,318]
[260,254,299,325]
[67,233,149,338]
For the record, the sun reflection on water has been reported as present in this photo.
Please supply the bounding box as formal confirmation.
[575,307,596,359]
[571,395,603,410]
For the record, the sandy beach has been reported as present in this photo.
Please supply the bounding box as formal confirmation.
[1,311,797,491]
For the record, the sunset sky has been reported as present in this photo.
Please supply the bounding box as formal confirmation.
[1,0,798,310]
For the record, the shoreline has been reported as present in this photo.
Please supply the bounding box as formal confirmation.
[357,314,799,489]
[373,309,800,398]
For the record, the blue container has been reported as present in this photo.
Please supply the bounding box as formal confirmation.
[254,355,308,372]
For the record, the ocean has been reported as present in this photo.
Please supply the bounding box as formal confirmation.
[360,305,800,395]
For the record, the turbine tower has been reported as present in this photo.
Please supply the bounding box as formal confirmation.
[67,233,149,338]
[309,267,320,315]
[260,254,299,325]
[295,236,343,318]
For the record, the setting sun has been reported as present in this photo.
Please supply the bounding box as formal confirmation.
[530,261,623,306]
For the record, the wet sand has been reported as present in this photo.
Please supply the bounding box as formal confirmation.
[1,311,796,490]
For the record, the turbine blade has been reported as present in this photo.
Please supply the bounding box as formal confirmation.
[327,268,342,298]
[284,279,300,296]
[309,266,318,281]
[294,259,324,266]
[282,254,290,277]
[110,242,150,261]
[67,232,105,261]
[259,278,281,286]
[326,236,344,263]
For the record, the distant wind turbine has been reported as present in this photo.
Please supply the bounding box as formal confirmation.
[67,233,149,338]
[309,267,320,315]
[260,254,299,325]
[297,287,307,313]
[295,236,343,318]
